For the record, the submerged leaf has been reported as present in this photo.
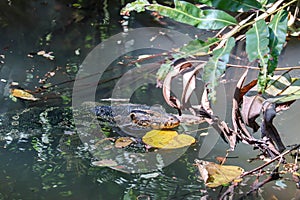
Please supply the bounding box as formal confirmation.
[195,159,244,188]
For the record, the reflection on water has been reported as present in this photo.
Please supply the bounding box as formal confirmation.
[0,1,299,199]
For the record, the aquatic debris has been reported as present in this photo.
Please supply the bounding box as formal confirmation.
[10,88,39,101]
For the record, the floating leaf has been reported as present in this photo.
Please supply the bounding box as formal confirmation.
[11,88,39,101]
[246,20,270,92]
[197,0,262,12]
[142,130,195,149]
[114,137,134,148]
[164,134,196,148]
[195,159,244,188]
[92,159,118,167]
[203,37,235,101]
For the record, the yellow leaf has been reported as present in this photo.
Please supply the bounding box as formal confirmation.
[164,134,196,149]
[142,130,195,149]
[195,159,244,188]
[11,89,39,101]
[114,137,134,148]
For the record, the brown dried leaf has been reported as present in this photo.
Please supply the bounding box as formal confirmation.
[162,65,182,109]
[181,63,205,106]
[241,95,264,132]
[114,137,134,148]
[232,69,252,138]
[163,60,196,111]
[261,102,285,152]
[240,79,257,98]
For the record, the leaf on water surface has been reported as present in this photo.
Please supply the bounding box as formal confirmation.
[195,159,244,188]
[142,130,195,149]
[91,159,118,167]
[114,137,134,148]
[197,0,262,12]
[11,88,39,101]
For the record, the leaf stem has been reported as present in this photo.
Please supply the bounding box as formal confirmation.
[241,144,300,177]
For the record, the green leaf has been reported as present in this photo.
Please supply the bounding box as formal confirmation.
[268,10,288,73]
[246,20,270,62]
[121,0,149,14]
[180,38,219,56]
[196,0,262,12]
[156,61,173,81]
[246,20,270,92]
[203,37,235,101]
[147,0,237,30]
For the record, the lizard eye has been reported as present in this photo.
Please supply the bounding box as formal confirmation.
[130,113,136,120]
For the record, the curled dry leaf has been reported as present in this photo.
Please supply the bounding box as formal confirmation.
[181,63,205,107]
[232,69,252,138]
[261,102,285,152]
[162,60,200,110]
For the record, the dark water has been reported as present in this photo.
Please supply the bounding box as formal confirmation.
[0,1,299,199]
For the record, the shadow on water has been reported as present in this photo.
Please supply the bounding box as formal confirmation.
[0,1,299,199]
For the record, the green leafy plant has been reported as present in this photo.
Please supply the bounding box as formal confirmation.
[121,0,298,100]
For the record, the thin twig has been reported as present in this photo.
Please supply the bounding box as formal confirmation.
[226,63,300,71]
[242,144,300,177]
